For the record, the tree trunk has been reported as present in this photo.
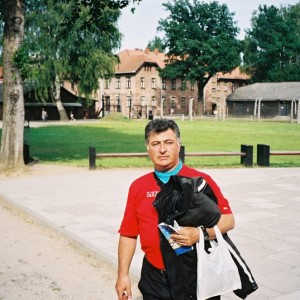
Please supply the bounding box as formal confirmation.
[0,0,25,173]
[54,76,68,121]
[197,77,211,116]
[197,80,205,116]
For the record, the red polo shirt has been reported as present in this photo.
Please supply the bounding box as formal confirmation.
[118,165,232,269]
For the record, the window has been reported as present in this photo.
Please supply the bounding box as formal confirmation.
[162,78,166,90]
[191,82,195,91]
[126,77,131,89]
[116,77,121,89]
[181,79,186,90]
[151,96,156,107]
[140,96,145,107]
[212,87,216,93]
[181,97,186,108]
[162,97,166,107]
[140,77,145,89]
[171,97,176,108]
[171,79,176,90]
[224,81,228,92]
[151,78,156,89]
[126,96,132,107]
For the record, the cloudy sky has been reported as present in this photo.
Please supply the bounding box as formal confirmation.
[118,0,299,51]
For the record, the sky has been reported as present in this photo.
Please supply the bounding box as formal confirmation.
[118,0,299,51]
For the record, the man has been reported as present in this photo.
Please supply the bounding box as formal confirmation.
[41,108,48,121]
[115,119,235,300]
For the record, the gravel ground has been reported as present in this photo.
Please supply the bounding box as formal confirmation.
[0,197,119,300]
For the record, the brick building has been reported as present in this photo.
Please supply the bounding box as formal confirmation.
[100,48,198,119]
[100,49,249,119]
[204,68,250,117]
[0,52,250,120]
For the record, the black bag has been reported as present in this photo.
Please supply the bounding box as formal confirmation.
[153,175,221,299]
[154,175,221,227]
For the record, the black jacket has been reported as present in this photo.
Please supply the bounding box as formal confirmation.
[154,175,258,300]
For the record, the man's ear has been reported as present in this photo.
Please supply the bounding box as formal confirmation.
[146,145,149,150]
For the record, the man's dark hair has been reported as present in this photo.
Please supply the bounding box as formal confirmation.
[145,118,181,143]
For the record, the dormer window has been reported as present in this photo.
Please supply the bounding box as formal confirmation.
[144,65,152,71]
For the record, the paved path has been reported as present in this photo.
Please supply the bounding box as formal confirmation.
[1,165,300,300]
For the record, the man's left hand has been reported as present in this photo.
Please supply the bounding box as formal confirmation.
[171,227,199,246]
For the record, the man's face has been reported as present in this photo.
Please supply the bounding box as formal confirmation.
[147,129,181,172]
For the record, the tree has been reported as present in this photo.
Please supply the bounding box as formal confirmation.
[0,0,142,173]
[0,29,3,65]
[147,35,166,52]
[242,3,300,82]
[158,0,241,114]
[17,0,123,121]
[0,0,25,173]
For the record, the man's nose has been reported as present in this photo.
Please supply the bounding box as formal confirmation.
[159,143,167,152]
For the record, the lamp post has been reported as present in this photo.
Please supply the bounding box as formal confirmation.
[129,91,132,119]
[160,77,163,118]
[102,93,105,118]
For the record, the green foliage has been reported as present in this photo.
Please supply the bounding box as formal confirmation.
[243,3,300,82]
[147,35,166,52]
[6,119,300,168]
[12,0,144,102]
[158,0,241,101]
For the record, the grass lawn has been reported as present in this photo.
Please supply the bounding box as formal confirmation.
[18,117,300,169]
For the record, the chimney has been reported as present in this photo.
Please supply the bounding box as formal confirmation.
[145,47,150,54]
[154,48,159,55]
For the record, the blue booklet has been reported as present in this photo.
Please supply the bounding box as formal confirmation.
[158,222,193,255]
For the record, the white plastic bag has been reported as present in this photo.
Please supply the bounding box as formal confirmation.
[196,225,241,300]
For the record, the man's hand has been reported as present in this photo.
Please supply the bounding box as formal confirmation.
[115,274,132,300]
[170,214,235,246]
[171,227,199,246]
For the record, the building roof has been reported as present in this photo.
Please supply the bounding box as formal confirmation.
[227,82,300,101]
[217,68,250,81]
[116,48,166,75]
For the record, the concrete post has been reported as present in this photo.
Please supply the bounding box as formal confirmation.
[89,146,96,170]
